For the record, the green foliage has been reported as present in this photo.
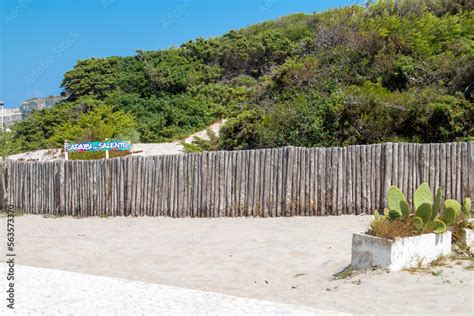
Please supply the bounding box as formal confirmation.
[374,209,381,219]
[413,216,424,231]
[10,101,76,152]
[388,209,402,220]
[441,207,456,226]
[415,203,433,226]
[183,128,221,153]
[370,182,473,238]
[141,49,220,94]
[6,0,474,153]
[444,199,462,216]
[387,185,409,217]
[432,219,447,234]
[414,182,433,211]
[463,197,472,215]
[61,57,124,100]
[432,188,443,220]
[0,130,18,159]
[400,200,410,218]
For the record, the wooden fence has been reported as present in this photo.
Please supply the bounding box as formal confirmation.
[0,142,472,217]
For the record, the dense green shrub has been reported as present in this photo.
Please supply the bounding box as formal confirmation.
[6,0,473,154]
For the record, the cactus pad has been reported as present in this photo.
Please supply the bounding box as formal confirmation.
[414,182,433,211]
[432,219,447,234]
[415,203,432,225]
[388,209,402,220]
[441,207,456,226]
[387,185,408,216]
[431,188,443,220]
[400,200,410,218]
[413,216,424,231]
[463,197,471,215]
[444,199,462,216]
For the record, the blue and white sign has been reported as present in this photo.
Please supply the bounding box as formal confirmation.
[64,140,131,153]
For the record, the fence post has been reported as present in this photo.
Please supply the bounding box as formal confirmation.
[381,142,393,208]
[105,138,110,159]
[469,141,474,200]
[64,140,69,161]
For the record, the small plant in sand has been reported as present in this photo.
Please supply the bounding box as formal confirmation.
[367,182,469,239]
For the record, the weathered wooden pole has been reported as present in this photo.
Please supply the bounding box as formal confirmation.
[64,140,69,161]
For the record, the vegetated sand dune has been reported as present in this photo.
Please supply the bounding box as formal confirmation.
[6,119,227,160]
[2,214,472,315]
[132,119,227,157]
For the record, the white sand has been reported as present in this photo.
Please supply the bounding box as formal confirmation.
[7,148,59,161]
[123,119,227,156]
[131,142,184,156]
[1,265,347,315]
[184,119,226,143]
[1,215,472,314]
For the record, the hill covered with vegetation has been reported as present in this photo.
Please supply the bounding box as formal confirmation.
[3,0,473,155]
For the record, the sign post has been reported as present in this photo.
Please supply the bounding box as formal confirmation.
[105,138,109,159]
[64,139,131,159]
[64,140,69,160]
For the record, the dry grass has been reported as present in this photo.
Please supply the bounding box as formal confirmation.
[405,255,449,274]
[430,255,448,266]
[451,215,472,244]
[366,217,417,239]
[0,209,25,217]
[465,264,474,270]
[332,265,358,280]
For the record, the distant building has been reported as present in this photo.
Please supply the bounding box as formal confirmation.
[20,96,65,118]
[0,96,65,129]
[2,108,22,128]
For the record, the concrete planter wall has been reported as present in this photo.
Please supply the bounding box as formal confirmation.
[464,228,474,248]
[462,219,474,248]
[351,231,452,271]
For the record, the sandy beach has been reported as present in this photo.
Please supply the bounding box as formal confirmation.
[1,214,472,315]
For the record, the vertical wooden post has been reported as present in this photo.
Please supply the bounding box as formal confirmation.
[105,138,110,159]
[64,140,69,161]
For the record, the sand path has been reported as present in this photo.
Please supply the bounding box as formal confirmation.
[1,265,347,315]
[0,215,472,314]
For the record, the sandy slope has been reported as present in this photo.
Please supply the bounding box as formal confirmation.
[1,214,472,315]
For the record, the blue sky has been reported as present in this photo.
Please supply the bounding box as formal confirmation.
[1,0,361,108]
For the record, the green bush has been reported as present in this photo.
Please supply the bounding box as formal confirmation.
[7,0,474,152]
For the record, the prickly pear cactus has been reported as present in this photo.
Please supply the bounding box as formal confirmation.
[415,203,432,225]
[413,216,424,231]
[400,200,410,218]
[441,207,456,226]
[414,182,433,211]
[387,186,408,217]
[432,219,447,234]
[444,199,462,216]
[431,188,443,220]
[463,197,471,215]
[374,210,380,219]
[388,209,402,220]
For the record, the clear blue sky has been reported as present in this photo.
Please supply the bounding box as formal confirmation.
[1,0,362,108]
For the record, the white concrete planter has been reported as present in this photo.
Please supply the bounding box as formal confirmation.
[463,228,474,249]
[351,231,452,271]
[459,218,474,249]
